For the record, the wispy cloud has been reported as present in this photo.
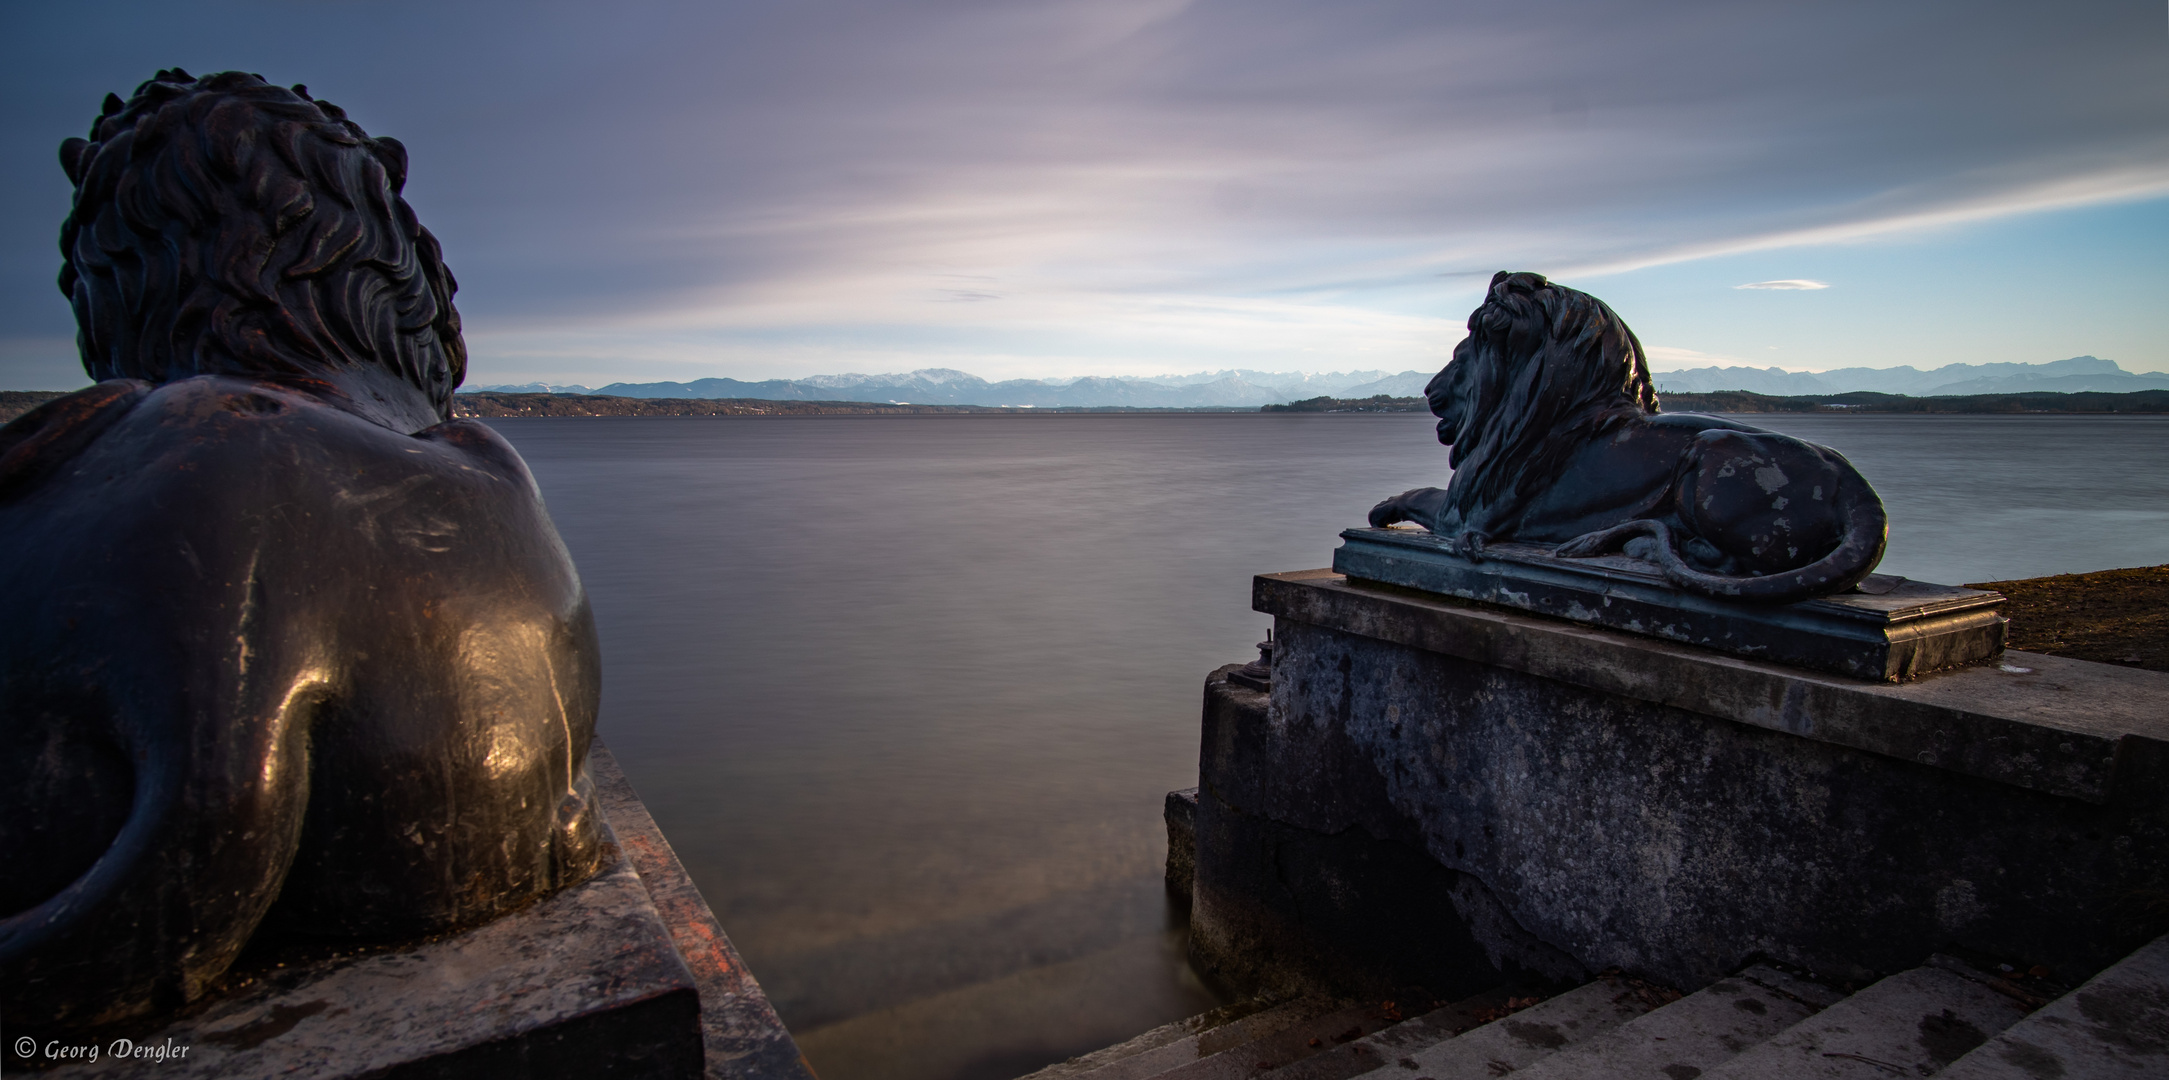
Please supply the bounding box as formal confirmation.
[2,0,2165,385]
[1733,280,1830,291]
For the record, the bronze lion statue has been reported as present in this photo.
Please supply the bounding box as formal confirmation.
[1370,272,1888,603]
[0,70,601,1031]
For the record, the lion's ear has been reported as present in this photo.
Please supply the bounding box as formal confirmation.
[1487,271,1541,304]
[1494,272,1548,296]
[59,138,91,186]
[370,136,408,195]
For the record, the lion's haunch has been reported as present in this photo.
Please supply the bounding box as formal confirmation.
[1678,430,1862,574]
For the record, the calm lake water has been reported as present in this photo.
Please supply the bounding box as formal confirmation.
[488,412,2169,1080]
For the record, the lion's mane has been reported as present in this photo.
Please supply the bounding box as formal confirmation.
[57,69,464,416]
[1442,272,1658,530]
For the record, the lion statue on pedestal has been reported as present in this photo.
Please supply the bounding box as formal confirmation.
[1371,272,1888,603]
[0,70,601,1032]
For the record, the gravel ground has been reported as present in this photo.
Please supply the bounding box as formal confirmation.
[1970,564,2169,673]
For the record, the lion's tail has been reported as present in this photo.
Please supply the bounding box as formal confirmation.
[1558,477,1888,604]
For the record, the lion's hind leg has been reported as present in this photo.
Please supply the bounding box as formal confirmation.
[1558,518,1737,574]
[1554,519,1670,560]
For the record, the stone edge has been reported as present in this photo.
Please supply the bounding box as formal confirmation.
[588,741,818,1080]
[19,795,702,1078]
[1938,930,2169,1079]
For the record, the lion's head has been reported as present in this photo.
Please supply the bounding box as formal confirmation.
[1430,271,1659,529]
[58,69,464,417]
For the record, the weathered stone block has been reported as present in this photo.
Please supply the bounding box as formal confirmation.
[1165,787,1200,899]
[18,819,703,1078]
[1188,666,1583,1001]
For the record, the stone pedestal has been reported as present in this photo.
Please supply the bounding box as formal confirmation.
[1187,568,2169,1002]
[16,744,809,1080]
[1333,526,2007,681]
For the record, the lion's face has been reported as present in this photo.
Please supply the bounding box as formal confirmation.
[1426,336,1478,447]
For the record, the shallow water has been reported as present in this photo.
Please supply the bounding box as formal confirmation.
[490,412,2169,1080]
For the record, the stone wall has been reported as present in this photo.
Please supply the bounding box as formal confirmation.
[1187,571,2169,1000]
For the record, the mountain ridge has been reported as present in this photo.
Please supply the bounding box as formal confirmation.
[469,357,2165,407]
[469,368,1433,408]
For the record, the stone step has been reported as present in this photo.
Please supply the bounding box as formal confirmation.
[1506,965,1844,1080]
[1152,998,1410,1080]
[1015,997,1281,1080]
[1697,959,2034,1080]
[1258,987,1532,1080]
[1349,978,1660,1080]
[1029,996,1339,1080]
[1937,931,2169,1080]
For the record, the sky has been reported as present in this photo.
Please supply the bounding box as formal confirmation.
[2,0,2166,390]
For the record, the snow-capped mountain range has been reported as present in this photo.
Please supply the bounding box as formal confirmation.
[469,356,2166,408]
[1648,356,2169,397]
[469,368,1435,408]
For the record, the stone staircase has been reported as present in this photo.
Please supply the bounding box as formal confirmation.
[1016,933,2169,1080]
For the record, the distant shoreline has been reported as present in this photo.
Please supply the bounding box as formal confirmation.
[1267,390,2169,415]
[454,388,2169,417]
[4,387,2168,425]
[446,393,1260,418]
[466,387,2169,417]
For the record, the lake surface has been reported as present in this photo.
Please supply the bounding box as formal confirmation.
[489,412,2169,1080]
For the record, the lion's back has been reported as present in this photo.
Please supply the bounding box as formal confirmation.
[0,375,601,939]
